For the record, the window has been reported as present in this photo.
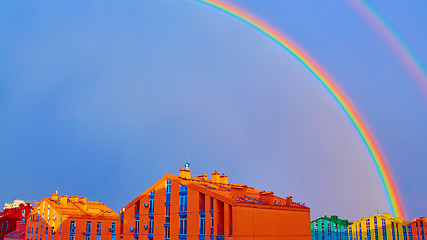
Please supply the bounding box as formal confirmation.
[327,222,331,240]
[135,220,139,235]
[367,219,371,240]
[180,195,187,212]
[149,219,154,235]
[70,221,76,234]
[166,179,171,194]
[420,221,425,240]
[415,223,420,240]
[96,222,101,240]
[392,222,396,240]
[86,222,91,240]
[374,217,379,240]
[149,198,155,215]
[6,220,8,231]
[409,225,413,240]
[165,205,170,218]
[200,215,205,235]
[321,220,325,240]
[349,226,352,240]
[383,219,388,240]
[111,223,116,240]
[359,222,362,240]
[179,217,187,236]
[164,226,170,240]
[403,226,408,240]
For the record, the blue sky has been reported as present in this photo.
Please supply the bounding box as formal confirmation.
[0,0,425,221]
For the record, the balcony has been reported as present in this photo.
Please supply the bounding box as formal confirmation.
[199,211,205,215]
[178,234,187,240]
[148,233,153,238]
[134,213,139,218]
[199,235,205,240]
[148,213,154,217]
[179,211,187,217]
[216,235,224,240]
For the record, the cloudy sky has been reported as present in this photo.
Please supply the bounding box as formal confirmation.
[0,0,426,221]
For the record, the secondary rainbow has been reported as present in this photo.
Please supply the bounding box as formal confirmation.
[191,0,405,218]
[348,0,427,100]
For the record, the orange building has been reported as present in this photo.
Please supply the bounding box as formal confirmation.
[25,195,119,240]
[407,217,426,240]
[119,167,310,240]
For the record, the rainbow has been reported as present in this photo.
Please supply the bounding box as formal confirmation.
[349,0,427,99]
[190,0,405,218]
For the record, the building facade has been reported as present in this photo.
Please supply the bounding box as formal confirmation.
[311,215,350,240]
[4,221,26,240]
[25,194,119,240]
[348,213,409,240]
[0,202,33,240]
[119,168,310,240]
[406,217,426,240]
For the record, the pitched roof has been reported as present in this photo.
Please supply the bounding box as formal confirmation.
[122,172,309,213]
[31,196,119,220]
[311,215,351,227]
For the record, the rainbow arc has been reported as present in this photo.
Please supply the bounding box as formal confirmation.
[192,0,405,218]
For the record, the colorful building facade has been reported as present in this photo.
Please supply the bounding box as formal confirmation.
[4,221,26,240]
[0,202,33,240]
[311,215,350,240]
[119,168,311,240]
[25,194,120,240]
[406,217,426,240]
[348,213,409,240]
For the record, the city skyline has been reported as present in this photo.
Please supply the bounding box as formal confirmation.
[0,0,426,221]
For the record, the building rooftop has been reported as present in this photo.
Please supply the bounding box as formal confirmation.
[312,215,351,227]
[32,195,119,220]
[122,168,309,212]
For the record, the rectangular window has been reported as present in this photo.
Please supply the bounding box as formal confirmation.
[149,198,155,214]
[392,222,396,240]
[403,226,408,240]
[200,215,205,235]
[328,222,331,240]
[111,223,116,240]
[409,225,413,240]
[374,217,379,240]
[180,195,187,212]
[179,217,187,236]
[70,221,76,234]
[86,222,91,240]
[97,223,101,235]
[420,221,424,240]
[166,179,171,194]
[359,222,362,240]
[164,226,170,240]
[367,219,371,240]
[349,226,352,240]
[415,223,420,240]
[149,219,154,235]
[135,220,139,234]
[383,219,388,240]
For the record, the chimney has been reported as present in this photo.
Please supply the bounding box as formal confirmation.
[197,174,208,180]
[51,194,59,201]
[211,171,221,183]
[69,196,79,202]
[79,196,87,204]
[286,196,293,206]
[80,196,88,211]
[60,195,68,205]
[179,168,191,179]
[220,174,228,184]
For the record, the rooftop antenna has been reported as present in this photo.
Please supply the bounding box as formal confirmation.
[56,187,59,195]
[185,162,190,170]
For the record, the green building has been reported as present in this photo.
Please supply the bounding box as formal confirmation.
[311,215,351,240]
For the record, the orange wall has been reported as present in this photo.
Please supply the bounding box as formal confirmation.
[233,206,310,240]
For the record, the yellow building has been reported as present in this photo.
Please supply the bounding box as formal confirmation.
[26,194,119,240]
[348,213,410,240]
